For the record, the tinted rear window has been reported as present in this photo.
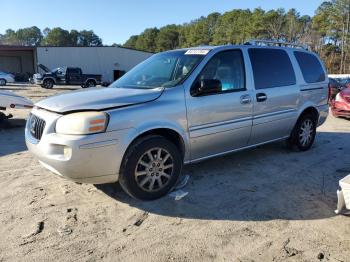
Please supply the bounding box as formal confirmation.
[248,48,296,89]
[69,68,80,74]
[294,51,325,83]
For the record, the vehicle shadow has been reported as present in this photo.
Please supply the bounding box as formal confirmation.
[54,87,79,91]
[0,121,26,156]
[97,131,350,221]
[0,86,30,91]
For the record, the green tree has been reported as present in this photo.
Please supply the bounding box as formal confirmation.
[124,35,139,49]
[69,30,80,46]
[78,30,102,46]
[263,8,286,40]
[0,27,42,46]
[16,26,42,46]
[156,25,180,51]
[42,27,71,46]
[134,28,159,52]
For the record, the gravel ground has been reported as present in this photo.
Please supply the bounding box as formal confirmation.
[0,84,350,262]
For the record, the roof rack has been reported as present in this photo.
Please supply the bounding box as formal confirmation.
[244,39,309,50]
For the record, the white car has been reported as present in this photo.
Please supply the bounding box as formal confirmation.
[0,90,33,113]
[0,72,15,86]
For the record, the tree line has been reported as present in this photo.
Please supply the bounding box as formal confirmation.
[0,27,102,47]
[124,0,350,74]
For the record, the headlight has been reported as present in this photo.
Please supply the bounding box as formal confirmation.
[56,112,109,135]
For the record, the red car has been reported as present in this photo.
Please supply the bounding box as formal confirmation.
[330,86,350,118]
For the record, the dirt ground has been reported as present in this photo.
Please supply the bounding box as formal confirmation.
[0,84,350,262]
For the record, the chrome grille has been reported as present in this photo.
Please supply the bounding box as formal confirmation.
[28,114,46,140]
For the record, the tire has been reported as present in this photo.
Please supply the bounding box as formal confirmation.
[286,113,317,151]
[43,79,54,89]
[119,135,183,200]
[0,79,6,86]
[85,80,96,88]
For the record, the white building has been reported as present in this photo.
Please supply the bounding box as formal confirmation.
[36,46,153,83]
[0,45,153,83]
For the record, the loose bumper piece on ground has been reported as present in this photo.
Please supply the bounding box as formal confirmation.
[335,175,350,215]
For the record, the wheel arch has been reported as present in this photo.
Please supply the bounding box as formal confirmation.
[85,78,97,85]
[43,77,56,84]
[298,105,319,123]
[127,127,187,161]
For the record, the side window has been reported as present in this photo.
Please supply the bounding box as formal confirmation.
[294,51,325,83]
[57,68,65,75]
[192,50,246,95]
[69,68,80,75]
[248,48,296,89]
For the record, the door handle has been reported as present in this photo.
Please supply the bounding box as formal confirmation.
[256,93,267,102]
[240,94,251,104]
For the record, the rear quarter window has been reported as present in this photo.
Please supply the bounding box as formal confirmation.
[248,48,296,89]
[294,51,325,83]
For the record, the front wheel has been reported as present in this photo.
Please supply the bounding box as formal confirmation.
[286,114,317,151]
[0,79,6,86]
[119,135,183,200]
[85,80,96,88]
[43,79,54,89]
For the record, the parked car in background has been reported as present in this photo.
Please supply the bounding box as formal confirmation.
[343,79,350,88]
[0,90,33,120]
[329,77,345,101]
[330,87,350,118]
[26,42,329,200]
[0,72,15,86]
[33,64,102,89]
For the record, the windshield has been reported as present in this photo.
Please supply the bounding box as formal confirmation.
[110,50,206,89]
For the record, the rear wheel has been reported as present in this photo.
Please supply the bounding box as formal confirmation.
[286,114,317,151]
[43,79,54,89]
[119,135,183,200]
[85,80,96,88]
[0,79,6,86]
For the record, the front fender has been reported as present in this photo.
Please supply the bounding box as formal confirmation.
[133,120,190,161]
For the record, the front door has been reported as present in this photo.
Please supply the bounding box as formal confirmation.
[67,68,82,85]
[185,49,253,161]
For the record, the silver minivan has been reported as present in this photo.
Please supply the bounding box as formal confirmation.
[26,42,329,200]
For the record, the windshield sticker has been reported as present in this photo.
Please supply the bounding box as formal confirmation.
[185,49,210,55]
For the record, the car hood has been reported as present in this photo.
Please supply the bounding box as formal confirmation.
[37,64,51,73]
[35,87,164,113]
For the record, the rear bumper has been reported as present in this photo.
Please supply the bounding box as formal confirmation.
[317,104,329,126]
[331,108,350,118]
[331,100,350,118]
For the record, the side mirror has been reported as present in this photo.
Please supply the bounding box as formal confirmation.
[191,79,222,96]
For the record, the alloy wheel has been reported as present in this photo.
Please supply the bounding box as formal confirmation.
[299,119,314,147]
[134,147,174,192]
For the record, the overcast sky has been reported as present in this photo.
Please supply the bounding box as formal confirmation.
[0,0,323,45]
